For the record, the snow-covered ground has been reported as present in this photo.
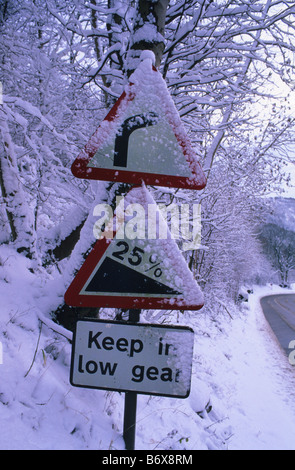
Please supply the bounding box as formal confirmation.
[0,244,295,450]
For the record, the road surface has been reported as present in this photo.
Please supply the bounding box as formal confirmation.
[260,294,295,356]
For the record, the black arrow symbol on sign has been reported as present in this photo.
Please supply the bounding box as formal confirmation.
[113,112,159,168]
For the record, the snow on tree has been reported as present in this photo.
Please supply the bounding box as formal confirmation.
[1,0,295,451]
[1,0,295,309]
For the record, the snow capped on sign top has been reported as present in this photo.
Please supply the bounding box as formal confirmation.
[139,49,156,65]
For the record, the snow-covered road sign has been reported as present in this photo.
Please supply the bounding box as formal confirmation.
[64,185,204,310]
[71,57,206,190]
[70,319,194,398]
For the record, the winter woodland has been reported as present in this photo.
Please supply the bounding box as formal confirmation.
[0,0,295,451]
[1,0,295,303]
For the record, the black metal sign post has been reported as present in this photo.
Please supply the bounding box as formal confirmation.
[123,391,138,451]
[123,309,140,451]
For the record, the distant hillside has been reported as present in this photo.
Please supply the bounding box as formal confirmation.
[259,197,295,285]
[266,197,295,232]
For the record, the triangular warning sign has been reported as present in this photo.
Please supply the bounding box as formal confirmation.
[64,185,204,310]
[71,57,207,190]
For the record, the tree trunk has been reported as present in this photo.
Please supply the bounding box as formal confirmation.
[125,0,169,76]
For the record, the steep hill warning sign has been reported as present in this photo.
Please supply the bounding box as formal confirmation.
[71,57,206,190]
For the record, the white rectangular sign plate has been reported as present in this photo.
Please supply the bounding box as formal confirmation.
[70,319,194,398]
